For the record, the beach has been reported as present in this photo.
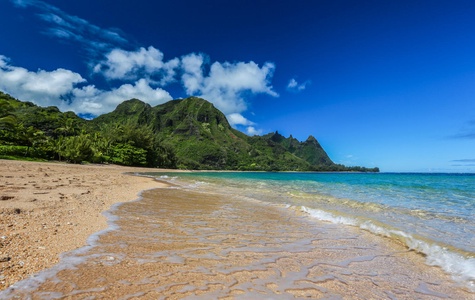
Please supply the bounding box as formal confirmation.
[0,159,164,290]
[0,162,473,298]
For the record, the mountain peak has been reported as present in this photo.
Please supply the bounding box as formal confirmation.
[2,94,378,171]
[269,131,285,143]
[113,98,151,114]
[306,135,317,142]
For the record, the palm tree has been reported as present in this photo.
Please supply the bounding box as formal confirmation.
[55,117,79,137]
[0,101,17,130]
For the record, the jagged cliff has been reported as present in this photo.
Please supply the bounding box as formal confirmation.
[0,92,379,171]
[92,97,337,170]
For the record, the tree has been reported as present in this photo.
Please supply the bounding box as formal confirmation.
[110,143,148,166]
[0,100,18,145]
[54,117,80,137]
[59,134,93,164]
[0,101,17,130]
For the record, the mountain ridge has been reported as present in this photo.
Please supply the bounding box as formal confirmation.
[0,91,379,172]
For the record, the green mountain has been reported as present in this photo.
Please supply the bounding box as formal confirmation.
[0,92,85,137]
[0,91,379,172]
[262,131,334,166]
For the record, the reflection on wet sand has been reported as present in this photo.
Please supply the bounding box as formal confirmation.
[3,188,472,299]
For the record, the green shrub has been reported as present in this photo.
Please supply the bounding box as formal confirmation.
[110,143,148,166]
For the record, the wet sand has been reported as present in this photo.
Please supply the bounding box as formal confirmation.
[0,159,165,290]
[2,186,472,299]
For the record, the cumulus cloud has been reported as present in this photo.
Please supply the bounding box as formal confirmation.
[205,61,278,97]
[94,46,180,84]
[28,44,278,133]
[181,53,278,134]
[246,126,263,136]
[0,50,274,129]
[0,55,85,107]
[287,78,310,92]
[7,0,280,135]
[70,78,172,115]
[181,53,278,114]
[181,53,206,95]
[227,113,255,127]
[0,55,171,115]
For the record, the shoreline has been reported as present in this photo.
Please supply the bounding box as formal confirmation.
[2,184,472,298]
[1,161,473,297]
[152,171,475,293]
[0,159,172,290]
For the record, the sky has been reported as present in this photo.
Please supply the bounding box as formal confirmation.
[1,0,474,172]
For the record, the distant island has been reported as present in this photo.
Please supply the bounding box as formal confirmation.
[0,91,378,172]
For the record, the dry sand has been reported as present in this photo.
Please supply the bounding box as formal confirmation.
[0,159,165,290]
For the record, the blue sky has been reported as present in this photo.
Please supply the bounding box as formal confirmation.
[1,0,474,172]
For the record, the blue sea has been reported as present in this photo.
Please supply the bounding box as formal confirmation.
[158,172,475,288]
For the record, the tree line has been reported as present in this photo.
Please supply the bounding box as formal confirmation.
[0,99,176,167]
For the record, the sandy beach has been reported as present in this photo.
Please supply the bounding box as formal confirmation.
[0,159,165,290]
[1,160,472,298]
[1,185,471,299]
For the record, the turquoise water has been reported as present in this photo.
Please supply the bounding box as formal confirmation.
[155,172,475,288]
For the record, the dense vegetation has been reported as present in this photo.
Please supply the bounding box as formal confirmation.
[0,91,379,172]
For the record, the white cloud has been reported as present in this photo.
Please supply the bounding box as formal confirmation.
[226,114,262,136]
[7,0,280,136]
[227,113,255,127]
[11,0,128,57]
[181,53,278,116]
[246,126,263,136]
[94,46,179,84]
[70,78,172,115]
[288,78,298,88]
[181,53,206,94]
[180,54,278,134]
[0,55,8,68]
[10,0,35,8]
[287,78,310,92]
[0,55,171,115]
[0,55,85,107]
[205,61,278,97]
[160,58,181,85]
[1,49,274,134]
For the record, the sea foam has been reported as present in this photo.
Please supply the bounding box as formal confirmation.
[299,205,475,291]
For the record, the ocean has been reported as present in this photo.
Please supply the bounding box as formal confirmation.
[165,172,475,283]
[2,171,474,299]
